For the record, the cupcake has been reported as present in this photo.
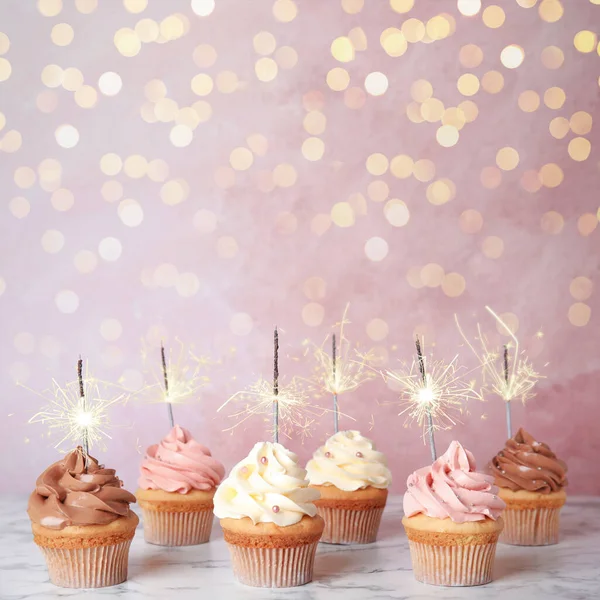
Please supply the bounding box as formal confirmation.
[214,441,324,588]
[402,441,505,587]
[488,427,567,546]
[137,425,225,546]
[27,448,138,588]
[306,430,391,544]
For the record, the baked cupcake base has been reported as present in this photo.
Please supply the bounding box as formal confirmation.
[498,488,566,546]
[402,514,503,587]
[32,511,139,588]
[220,515,324,587]
[137,488,216,546]
[311,485,387,544]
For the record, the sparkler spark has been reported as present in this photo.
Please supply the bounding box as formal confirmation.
[27,367,126,452]
[455,307,544,406]
[383,354,483,438]
[218,376,324,441]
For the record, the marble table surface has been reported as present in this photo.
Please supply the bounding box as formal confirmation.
[2,495,599,599]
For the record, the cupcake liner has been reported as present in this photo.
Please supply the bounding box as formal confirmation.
[39,540,132,588]
[407,540,498,587]
[141,508,213,546]
[226,541,319,588]
[500,506,561,546]
[317,506,384,544]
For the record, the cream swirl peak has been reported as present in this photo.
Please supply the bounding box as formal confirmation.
[138,425,225,493]
[213,442,319,526]
[403,441,505,523]
[28,449,136,530]
[306,430,392,491]
[488,427,568,494]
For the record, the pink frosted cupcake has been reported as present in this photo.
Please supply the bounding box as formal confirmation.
[28,449,138,588]
[402,441,506,587]
[137,425,225,546]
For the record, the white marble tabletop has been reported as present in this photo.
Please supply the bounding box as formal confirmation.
[2,495,599,599]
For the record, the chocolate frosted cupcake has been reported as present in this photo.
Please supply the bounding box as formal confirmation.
[27,449,138,588]
[488,427,567,546]
[306,430,391,544]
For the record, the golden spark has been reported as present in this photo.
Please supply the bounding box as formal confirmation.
[26,367,126,452]
[218,376,324,441]
[456,306,544,406]
[383,354,483,438]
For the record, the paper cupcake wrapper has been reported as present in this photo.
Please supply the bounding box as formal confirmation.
[39,540,132,588]
[407,540,498,587]
[226,541,319,588]
[500,506,561,546]
[141,508,213,546]
[316,506,384,544]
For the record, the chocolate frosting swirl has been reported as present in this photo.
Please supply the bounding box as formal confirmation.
[28,449,136,530]
[488,428,568,494]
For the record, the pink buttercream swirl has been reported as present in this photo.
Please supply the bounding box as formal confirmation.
[138,425,225,494]
[403,441,506,523]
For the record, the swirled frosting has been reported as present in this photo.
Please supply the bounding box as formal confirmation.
[306,430,392,491]
[27,449,136,530]
[213,441,319,526]
[403,441,505,523]
[138,425,225,493]
[488,427,568,493]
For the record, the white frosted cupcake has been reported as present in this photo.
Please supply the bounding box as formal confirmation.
[306,430,391,544]
[214,442,324,588]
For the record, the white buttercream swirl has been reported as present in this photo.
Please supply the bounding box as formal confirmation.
[306,430,392,491]
[213,441,319,526]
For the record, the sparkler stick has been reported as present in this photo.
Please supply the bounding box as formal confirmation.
[332,333,339,434]
[273,327,279,444]
[77,357,89,468]
[415,336,436,461]
[161,343,175,428]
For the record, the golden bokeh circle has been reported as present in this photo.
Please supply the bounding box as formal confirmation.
[51,23,74,46]
[568,137,591,161]
[549,116,570,139]
[302,302,325,327]
[273,0,298,23]
[366,153,389,176]
[410,79,433,103]
[482,71,504,94]
[570,276,593,301]
[390,0,414,13]
[367,180,389,202]
[574,30,597,53]
[577,213,598,237]
[413,159,435,182]
[539,163,564,188]
[331,36,354,63]
[482,5,505,28]
[380,28,407,57]
[496,147,519,171]
[568,303,591,327]
[390,154,413,178]
[366,318,389,341]
[459,44,483,68]
[384,199,410,227]
[302,276,326,300]
[364,72,388,96]
[364,237,389,262]
[544,86,566,109]
[482,236,504,259]
[441,273,466,297]
[326,67,350,91]
[538,0,563,23]
[500,45,525,69]
[570,111,593,135]
[457,73,480,96]
[540,45,564,69]
[457,0,481,16]
[518,90,540,112]
[480,166,502,189]
[302,137,325,161]
[540,210,564,234]
[421,263,445,288]
[460,209,483,233]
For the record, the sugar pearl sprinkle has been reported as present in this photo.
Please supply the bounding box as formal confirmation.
[325,451,332,458]
[355,451,363,458]
[260,456,268,465]
[272,505,280,513]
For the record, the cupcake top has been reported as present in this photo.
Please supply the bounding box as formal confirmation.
[138,425,225,494]
[403,441,505,523]
[213,441,319,526]
[488,427,567,494]
[27,449,136,530]
[306,430,392,491]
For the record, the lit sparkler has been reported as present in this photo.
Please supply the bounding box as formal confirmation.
[218,328,323,442]
[308,307,376,432]
[383,338,482,461]
[27,361,126,454]
[456,306,544,439]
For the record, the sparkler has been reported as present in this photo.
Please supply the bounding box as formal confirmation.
[161,343,175,428]
[307,307,376,432]
[27,361,126,454]
[218,329,322,441]
[456,306,544,439]
[383,341,482,462]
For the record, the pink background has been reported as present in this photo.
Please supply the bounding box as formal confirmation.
[1,0,599,494]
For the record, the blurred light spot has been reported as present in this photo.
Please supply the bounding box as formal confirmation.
[413,159,435,182]
[135,18,159,42]
[230,147,253,170]
[568,137,591,161]
[191,0,214,16]
[520,170,542,193]
[100,318,122,341]
[302,302,324,327]
[230,312,254,335]
[496,147,519,171]
[390,0,414,13]
[255,57,278,82]
[273,0,297,22]
[540,211,564,234]
[170,124,193,147]
[364,237,389,261]
[311,213,331,236]
[457,73,479,96]
[459,44,483,68]
[191,73,214,95]
[303,276,326,300]
[214,167,236,189]
[482,5,505,27]
[120,369,144,392]
[457,0,481,16]
[124,154,148,178]
[442,107,466,130]
[193,209,217,234]
[497,313,519,335]
[118,199,144,227]
[98,71,122,96]
[74,85,98,108]
[38,0,63,17]
[421,98,445,122]
[303,111,326,135]
[436,125,459,147]
[98,237,122,261]
[193,44,217,67]
[482,70,504,94]
[41,229,65,254]
[574,30,597,53]
[367,318,388,341]
[384,199,410,226]
[114,27,141,57]
[51,23,74,46]
[480,166,502,189]
[367,180,389,202]
[410,79,433,102]
[273,163,297,187]
[331,36,354,62]
[36,90,59,113]
[14,332,35,354]
[275,211,297,234]
[426,180,453,204]
[544,87,566,109]
[364,72,388,96]
[366,153,388,176]
[442,272,466,297]
[41,64,63,88]
[401,18,425,42]
[51,188,74,211]
[9,196,30,219]
[420,263,445,287]
[0,277,6,296]
[154,263,178,287]
[74,250,97,273]
[501,45,524,68]
[570,111,592,135]
[540,45,564,69]
[216,71,239,93]
[538,0,563,21]
[101,180,123,203]
[568,303,591,326]
[342,0,364,13]
[176,272,200,297]
[390,154,413,178]
[217,236,238,259]
[380,28,407,57]
[253,31,276,55]
[55,125,79,148]
[14,167,36,189]
[144,79,167,101]
[460,209,483,233]
[302,137,325,161]
[570,276,593,300]
[578,213,598,236]
[482,236,504,258]
[147,159,169,181]
[539,163,564,187]
[275,45,298,69]
[518,90,540,112]
[55,289,79,314]
[0,33,9,55]
[124,0,147,13]
[161,179,189,204]
[326,67,350,91]
[331,202,355,227]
